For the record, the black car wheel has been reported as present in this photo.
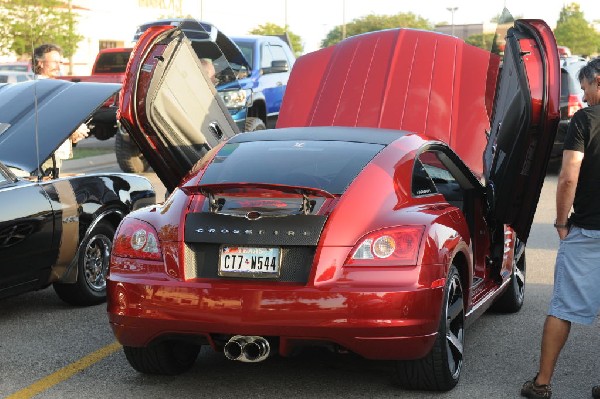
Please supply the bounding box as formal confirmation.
[54,222,114,306]
[393,264,464,391]
[490,247,526,313]
[124,342,201,375]
[244,116,266,132]
[115,129,148,173]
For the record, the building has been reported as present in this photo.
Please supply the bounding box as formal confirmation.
[434,22,498,41]
[45,0,203,75]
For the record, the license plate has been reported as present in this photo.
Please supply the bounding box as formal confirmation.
[218,246,281,278]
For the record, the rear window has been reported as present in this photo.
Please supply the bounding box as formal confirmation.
[200,140,384,194]
[94,51,131,73]
[0,64,28,72]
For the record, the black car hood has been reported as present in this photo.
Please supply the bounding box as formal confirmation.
[0,79,120,173]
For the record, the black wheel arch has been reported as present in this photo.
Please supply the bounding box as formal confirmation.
[61,208,125,284]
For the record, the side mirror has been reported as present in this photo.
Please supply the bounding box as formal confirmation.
[268,60,289,74]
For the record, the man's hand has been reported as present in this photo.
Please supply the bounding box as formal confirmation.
[556,225,570,240]
[70,124,89,144]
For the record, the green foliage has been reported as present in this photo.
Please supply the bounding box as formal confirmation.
[0,0,83,59]
[490,8,521,23]
[465,33,497,51]
[321,12,432,48]
[248,23,304,57]
[554,3,600,56]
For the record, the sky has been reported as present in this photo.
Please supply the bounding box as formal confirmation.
[189,0,600,53]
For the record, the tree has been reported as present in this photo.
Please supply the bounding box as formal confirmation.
[0,0,83,59]
[490,8,522,23]
[248,23,303,57]
[321,12,432,48]
[465,32,497,51]
[553,3,600,56]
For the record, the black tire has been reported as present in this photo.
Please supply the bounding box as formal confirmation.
[90,122,115,141]
[115,130,148,173]
[124,342,201,375]
[244,116,266,132]
[490,248,526,313]
[54,222,115,306]
[393,264,465,391]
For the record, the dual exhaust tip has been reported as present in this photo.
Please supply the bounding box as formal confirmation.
[224,335,270,362]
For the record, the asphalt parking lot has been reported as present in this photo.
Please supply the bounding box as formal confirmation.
[2,166,600,398]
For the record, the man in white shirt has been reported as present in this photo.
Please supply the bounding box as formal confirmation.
[33,43,89,176]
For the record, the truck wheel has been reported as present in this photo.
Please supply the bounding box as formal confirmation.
[53,222,114,306]
[90,122,115,141]
[244,117,266,132]
[115,131,148,173]
[124,342,201,375]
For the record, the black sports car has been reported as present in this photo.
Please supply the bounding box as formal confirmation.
[0,79,155,305]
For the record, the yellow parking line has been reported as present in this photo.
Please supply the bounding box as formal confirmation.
[6,341,121,399]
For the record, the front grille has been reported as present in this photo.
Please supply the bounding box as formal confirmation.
[184,243,315,283]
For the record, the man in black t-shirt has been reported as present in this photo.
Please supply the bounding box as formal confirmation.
[521,58,600,399]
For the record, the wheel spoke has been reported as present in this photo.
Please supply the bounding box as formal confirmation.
[515,266,525,287]
[447,298,463,321]
[446,330,464,355]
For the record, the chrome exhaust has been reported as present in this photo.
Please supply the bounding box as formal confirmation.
[223,335,270,362]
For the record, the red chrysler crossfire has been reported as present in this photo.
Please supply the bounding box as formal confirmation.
[108,19,560,390]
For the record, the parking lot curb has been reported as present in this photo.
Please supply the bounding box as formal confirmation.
[62,153,117,173]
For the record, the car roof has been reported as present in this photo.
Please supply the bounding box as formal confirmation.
[229,125,407,146]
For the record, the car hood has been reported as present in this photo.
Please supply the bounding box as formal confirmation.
[0,79,120,173]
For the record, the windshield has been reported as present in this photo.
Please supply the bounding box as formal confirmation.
[200,140,384,194]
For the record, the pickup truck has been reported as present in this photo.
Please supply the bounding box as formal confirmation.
[58,47,132,140]
[115,19,296,173]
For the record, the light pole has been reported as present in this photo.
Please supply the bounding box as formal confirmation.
[341,0,346,40]
[446,6,458,37]
[285,0,288,30]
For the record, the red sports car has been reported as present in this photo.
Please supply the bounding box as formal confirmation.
[108,19,560,390]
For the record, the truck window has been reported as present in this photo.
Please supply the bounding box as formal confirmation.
[94,51,131,74]
[269,45,289,63]
[260,44,273,69]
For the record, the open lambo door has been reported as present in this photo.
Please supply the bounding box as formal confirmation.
[119,20,248,192]
[484,19,560,242]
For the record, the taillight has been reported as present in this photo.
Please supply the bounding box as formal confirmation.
[567,94,582,118]
[112,218,162,260]
[345,226,425,267]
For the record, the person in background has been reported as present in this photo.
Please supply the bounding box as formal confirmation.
[199,58,218,85]
[521,57,600,399]
[32,43,89,176]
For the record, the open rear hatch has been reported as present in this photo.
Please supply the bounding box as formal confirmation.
[119,21,248,191]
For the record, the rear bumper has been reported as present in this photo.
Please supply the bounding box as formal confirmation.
[107,279,443,360]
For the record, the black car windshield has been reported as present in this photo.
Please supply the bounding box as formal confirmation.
[200,140,384,194]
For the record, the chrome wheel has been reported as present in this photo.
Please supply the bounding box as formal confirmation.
[54,222,115,306]
[83,233,112,292]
